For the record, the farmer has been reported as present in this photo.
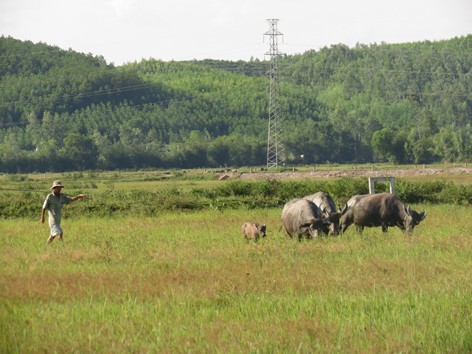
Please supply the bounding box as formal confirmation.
[41,180,87,244]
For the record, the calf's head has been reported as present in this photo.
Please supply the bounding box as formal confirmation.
[258,224,267,238]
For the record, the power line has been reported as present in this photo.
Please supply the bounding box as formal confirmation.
[0,40,469,127]
[0,187,48,193]
[0,95,192,128]
[0,67,469,113]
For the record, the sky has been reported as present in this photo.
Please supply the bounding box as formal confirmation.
[1,0,471,66]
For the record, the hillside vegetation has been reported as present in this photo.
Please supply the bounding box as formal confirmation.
[0,35,471,172]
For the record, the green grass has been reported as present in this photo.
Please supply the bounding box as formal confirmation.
[1,205,471,353]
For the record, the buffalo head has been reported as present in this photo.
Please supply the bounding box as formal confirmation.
[322,210,342,236]
[404,205,426,232]
[300,217,324,239]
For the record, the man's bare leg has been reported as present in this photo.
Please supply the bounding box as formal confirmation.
[47,235,55,244]
[58,233,63,242]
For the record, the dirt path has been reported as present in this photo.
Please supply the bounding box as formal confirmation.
[236,167,472,180]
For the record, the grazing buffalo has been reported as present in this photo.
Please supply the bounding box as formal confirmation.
[282,198,325,241]
[340,193,426,234]
[345,194,369,209]
[304,191,343,235]
[241,222,267,241]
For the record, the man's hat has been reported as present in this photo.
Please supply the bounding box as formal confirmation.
[51,180,64,189]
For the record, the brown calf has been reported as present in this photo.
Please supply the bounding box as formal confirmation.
[241,222,267,241]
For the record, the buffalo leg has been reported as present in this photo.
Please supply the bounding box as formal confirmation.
[355,225,364,233]
[340,222,351,234]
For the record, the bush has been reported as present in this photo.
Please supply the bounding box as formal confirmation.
[1,178,471,219]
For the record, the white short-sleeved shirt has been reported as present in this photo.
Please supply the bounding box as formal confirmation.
[42,193,73,227]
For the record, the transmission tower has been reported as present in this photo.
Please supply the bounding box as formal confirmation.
[264,19,284,169]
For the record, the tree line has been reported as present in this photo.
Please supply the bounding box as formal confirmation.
[0,35,471,172]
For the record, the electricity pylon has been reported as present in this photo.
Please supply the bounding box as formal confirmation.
[264,19,284,169]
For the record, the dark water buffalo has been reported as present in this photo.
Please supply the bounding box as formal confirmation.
[304,191,343,235]
[340,193,426,234]
[282,198,325,241]
[241,222,267,241]
[345,194,369,209]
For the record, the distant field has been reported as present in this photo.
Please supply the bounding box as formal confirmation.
[1,168,471,354]
[3,162,472,184]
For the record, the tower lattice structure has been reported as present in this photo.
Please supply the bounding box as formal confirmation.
[264,19,284,169]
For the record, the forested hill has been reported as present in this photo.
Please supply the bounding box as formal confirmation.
[0,35,471,172]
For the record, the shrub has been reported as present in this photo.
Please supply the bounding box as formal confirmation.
[1,178,471,219]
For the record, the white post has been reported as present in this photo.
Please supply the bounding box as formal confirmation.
[368,177,395,195]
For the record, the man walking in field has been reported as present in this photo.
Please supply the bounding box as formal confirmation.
[41,180,87,244]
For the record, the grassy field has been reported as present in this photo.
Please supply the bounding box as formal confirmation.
[1,199,471,352]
